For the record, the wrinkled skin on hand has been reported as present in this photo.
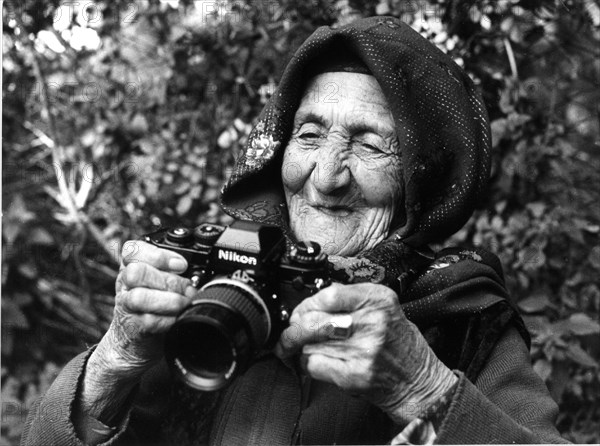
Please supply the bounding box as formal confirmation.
[275,283,457,423]
[103,240,197,371]
[80,241,197,424]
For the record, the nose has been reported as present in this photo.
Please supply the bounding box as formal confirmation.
[310,139,351,195]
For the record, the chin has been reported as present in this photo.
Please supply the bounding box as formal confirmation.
[292,223,363,256]
[289,204,379,255]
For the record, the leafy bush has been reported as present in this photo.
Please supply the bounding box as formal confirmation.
[2,0,599,444]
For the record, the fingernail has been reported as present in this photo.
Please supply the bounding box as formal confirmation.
[168,257,187,272]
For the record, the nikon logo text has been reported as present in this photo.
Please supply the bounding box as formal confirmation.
[218,250,257,266]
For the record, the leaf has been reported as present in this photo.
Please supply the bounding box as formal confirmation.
[533,358,552,381]
[217,128,237,150]
[13,292,33,306]
[574,218,599,234]
[491,215,503,231]
[518,294,552,313]
[3,195,35,244]
[491,118,507,146]
[520,245,546,271]
[138,138,156,154]
[170,24,187,42]
[174,182,191,195]
[522,315,551,335]
[17,263,37,279]
[495,200,507,214]
[1,299,29,329]
[548,361,570,402]
[1,329,14,357]
[129,113,149,134]
[80,129,96,147]
[517,271,530,289]
[176,195,193,216]
[562,221,585,245]
[526,202,546,219]
[567,313,600,336]
[29,228,54,246]
[507,112,532,130]
[566,344,598,368]
[588,246,600,271]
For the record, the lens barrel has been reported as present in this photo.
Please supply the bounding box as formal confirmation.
[165,279,271,391]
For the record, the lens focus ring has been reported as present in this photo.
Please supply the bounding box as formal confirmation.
[165,279,271,391]
[198,282,270,348]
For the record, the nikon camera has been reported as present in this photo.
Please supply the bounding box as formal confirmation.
[144,220,331,391]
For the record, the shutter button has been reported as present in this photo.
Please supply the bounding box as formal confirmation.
[166,227,193,246]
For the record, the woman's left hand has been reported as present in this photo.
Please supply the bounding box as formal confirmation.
[274,282,457,423]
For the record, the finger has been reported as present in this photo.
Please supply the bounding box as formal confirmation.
[121,240,188,273]
[276,311,347,358]
[133,313,178,335]
[294,283,356,314]
[302,342,356,359]
[304,352,349,387]
[122,262,195,297]
[294,283,396,316]
[120,288,192,315]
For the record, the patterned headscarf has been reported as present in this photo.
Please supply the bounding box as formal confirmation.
[220,15,491,248]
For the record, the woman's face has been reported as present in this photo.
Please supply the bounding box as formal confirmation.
[282,72,403,256]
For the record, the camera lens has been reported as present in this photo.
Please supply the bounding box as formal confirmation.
[165,279,271,391]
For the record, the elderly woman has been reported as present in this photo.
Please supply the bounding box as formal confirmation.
[22,17,565,445]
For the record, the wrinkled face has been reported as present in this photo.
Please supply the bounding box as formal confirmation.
[281,72,403,256]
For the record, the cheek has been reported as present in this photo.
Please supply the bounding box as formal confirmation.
[281,145,313,193]
[354,163,402,209]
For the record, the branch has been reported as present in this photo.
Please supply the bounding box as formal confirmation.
[14,16,78,214]
[503,37,519,80]
[15,16,120,267]
[23,120,55,148]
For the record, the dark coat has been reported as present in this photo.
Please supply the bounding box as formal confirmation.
[21,326,567,445]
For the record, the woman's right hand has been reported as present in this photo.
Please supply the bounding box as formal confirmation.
[94,240,197,375]
[78,241,197,425]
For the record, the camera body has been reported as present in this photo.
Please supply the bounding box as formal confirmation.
[144,220,330,391]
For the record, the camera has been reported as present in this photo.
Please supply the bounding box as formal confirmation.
[144,220,331,391]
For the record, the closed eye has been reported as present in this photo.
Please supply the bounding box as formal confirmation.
[300,132,320,139]
[362,143,382,152]
[352,130,387,154]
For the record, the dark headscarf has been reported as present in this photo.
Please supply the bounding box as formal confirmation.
[164,17,528,446]
[220,16,491,248]
[218,12,528,363]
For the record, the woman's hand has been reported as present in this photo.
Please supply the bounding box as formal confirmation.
[79,241,196,424]
[96,240,197,372]
[274,283,457,424]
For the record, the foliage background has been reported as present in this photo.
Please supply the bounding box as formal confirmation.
[2,0,599,444]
